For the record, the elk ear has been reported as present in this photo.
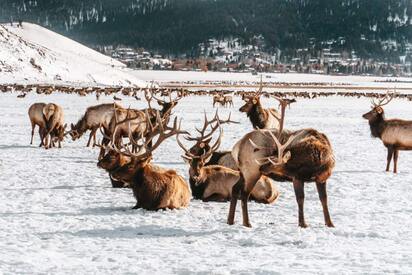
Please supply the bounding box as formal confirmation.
[70,123,74,129]
[376,107,383,114]
[282,151,292,163]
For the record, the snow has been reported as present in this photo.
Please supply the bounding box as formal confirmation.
[132,70,412,91]
[0,23,147,87]
[1,90,412,274]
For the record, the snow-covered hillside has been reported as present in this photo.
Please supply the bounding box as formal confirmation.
[0,23,146,87]
[0,92,411,273]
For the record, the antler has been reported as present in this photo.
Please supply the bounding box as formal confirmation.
[371,92,396,108]
[185,110,238,142]
[252,130,306,166]
[122,110,186,160]
[271,96,296,136]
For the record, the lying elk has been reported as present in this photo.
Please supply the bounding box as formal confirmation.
[70,103,122,147]
[177,114,279,203]
[228,98,335,228]
[362,92,411,173]
[109,112,191,210]
[239,81,284,129]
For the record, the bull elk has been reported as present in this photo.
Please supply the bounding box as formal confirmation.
[177,114,279,203]
[362,92,411,173]
[228,98,335,228]
[109,112,191,210]
[239,81,286,130]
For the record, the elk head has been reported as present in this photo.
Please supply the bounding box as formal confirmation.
[362,92,395,122]
[110,110,186,186]
[69,123,81,140]
[239,95,260,113]
[251,130,306,176]
[52,123,67,143]
[177,111,235,183]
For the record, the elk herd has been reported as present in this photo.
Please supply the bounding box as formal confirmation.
[24,83,411,228]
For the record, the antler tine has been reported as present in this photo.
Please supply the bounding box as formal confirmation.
[202,122,223,161]
[176,131,199,159]
[257,75,263,95]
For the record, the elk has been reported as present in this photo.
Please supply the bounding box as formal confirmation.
[239,81,283,130]
[109,112,191,210]
[223,95,234,107]
[43,103,66,149]
[177,114,279,203]
[28,103,48,147]
[213,94,225,107]
[97,148,132,188]
[70,103,122,147]
[228,97,335,228]
[362,92,411,173]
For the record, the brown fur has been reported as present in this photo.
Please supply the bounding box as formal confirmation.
[228,128,335,228]
[363,106,412,173]
[111,158,191,210]
[239,96,280,129]
[97,150,132,188]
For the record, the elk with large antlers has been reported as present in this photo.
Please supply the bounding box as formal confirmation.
[228,98,335,228]
[362,92,411,173]
[177,113,279,203]
[239,81,286,130]
[109,112,191,210]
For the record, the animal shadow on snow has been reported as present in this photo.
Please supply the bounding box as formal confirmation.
[53,225,220,239]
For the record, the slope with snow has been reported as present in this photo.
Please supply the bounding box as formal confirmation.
[0,91,411,274]
[0,23,146,87]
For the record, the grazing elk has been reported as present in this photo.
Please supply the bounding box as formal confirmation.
[29,103,48,147]
[177,114,279,203]
[228,98,335,228]
[43,103,66,149]
[109,112,191,210]
[70,103,122,147]
[362,92,412,173]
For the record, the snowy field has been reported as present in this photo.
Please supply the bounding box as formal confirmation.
[1,92,412,274]
[132,70,412,90]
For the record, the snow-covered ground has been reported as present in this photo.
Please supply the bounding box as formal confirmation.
[1,92,412,274]
[132,70,412,91]
[0,23,146,87]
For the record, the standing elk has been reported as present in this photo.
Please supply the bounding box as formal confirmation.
[213,94,225,107]
[29,103,48,147]
[239,81,282,129]
[43,103,66,149]
[228,97,335,228]
[362,92,411,173]
[70,103,122,147]
[177,114,279,203]
[109,112,191,210]
[223,95,234,107]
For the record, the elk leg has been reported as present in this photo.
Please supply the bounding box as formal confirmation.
[227,178,243,225]
[86,131,93,147]
[240,187,253,228]
[316,182,334,227]
[393,149,399,173]
[293,179,307,228]
[30,123,35,144]
[386,146,394,172]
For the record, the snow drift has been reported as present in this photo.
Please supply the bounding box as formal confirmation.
[0,22,147,87]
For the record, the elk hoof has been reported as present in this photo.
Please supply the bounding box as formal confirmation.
[326,222,335,228]
[299,222,308,228]
[243,222,252,228]
[227,219,234,226]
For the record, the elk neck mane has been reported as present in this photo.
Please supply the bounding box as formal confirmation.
[368,113,386,138]
[248,102,267,129]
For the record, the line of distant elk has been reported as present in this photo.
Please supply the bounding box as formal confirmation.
[3,82,412,102]
[25,83,411,228]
